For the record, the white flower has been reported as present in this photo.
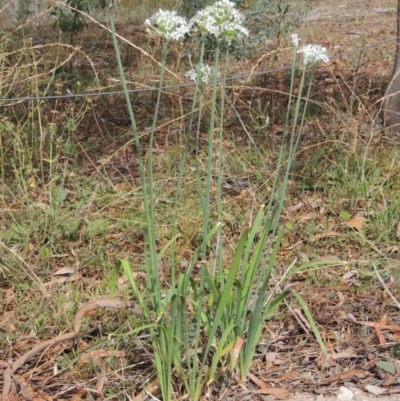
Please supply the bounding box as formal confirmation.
[291,34,299,49]
[185,64,216,83]
[297,44,329,65]
[145,9,190,41]
[191,0,248,42]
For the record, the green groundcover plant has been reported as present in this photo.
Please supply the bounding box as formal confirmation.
[50,0,107,44]
[104,1,335,400]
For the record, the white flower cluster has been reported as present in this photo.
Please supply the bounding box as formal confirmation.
[190,0,248,42]
[145,1,248,43]
[291,33,299,49]
[145,9,191,41]
[185,64,214,83]
[297,44,329,65]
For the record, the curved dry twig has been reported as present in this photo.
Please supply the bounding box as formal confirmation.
[2,298,141,397]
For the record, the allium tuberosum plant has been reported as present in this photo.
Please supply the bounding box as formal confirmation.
[108,2,336,400]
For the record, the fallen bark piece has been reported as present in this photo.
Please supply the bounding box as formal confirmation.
[365,384,388,395]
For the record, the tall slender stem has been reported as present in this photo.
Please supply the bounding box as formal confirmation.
[201,42,220,261]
